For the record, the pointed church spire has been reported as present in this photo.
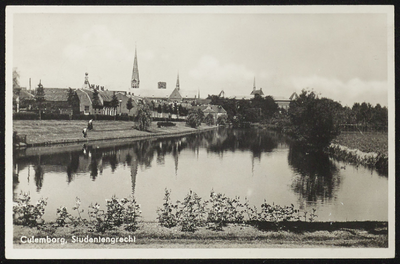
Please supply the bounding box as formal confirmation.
[253,77,256,91]
[176,72,180,90]
[131,45,140,89]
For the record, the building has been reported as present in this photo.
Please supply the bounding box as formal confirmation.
[131,46,140,89]
[250,77,264,97]
[196,104,227,119]
[274,92,299,110]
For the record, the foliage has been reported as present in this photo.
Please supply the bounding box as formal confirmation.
[204,113,215,126]
[186,109,204,128]
[13,191,47,227]
[157,189,316,232]
[110,92,119,117]
[207,191,244,231]
[134,101,152,131]
[157,189,179,228]
[157,121,176,128]
[288,90,340,150]
[88,195,141,233]
[177,190,207,232]
[91,89,103,115]
[13,68,20,89]
[216,115,228,126]
[34,81,46,120]
[126,97,134,114]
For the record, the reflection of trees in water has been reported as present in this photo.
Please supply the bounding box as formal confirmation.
[15,128,286,187]
[288,145,341,204]
[34,159,44,192]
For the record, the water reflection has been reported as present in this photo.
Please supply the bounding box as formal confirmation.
[12,128,387,222]
[288,145,341,204]
[13,128,284,192]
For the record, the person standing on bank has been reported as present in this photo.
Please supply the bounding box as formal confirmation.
[82,127,88,138]
[88,119,93,130]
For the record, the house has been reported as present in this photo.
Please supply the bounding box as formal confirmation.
[274,92,299,110]
[197,104,227,120]
[13,87,35,112]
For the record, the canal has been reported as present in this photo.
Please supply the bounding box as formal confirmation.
[13,127,388,222]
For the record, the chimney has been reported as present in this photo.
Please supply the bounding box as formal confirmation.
[125,91,127,95]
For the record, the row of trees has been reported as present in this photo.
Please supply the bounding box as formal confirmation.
[207,94,279,125]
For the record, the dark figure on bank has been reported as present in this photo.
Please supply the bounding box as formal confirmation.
[82,128,88,138]
[88,119,93,130]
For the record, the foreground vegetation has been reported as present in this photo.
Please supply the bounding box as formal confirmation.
[13,190,387,248]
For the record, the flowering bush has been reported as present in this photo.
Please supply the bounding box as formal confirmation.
[13,191,47,227]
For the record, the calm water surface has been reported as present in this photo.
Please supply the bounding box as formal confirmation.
[13,128,388,222]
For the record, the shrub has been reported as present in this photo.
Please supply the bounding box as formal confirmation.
[207,191,244,231]
[88,195,141,233]
[157,189,179,228]
[13,191,47,227]
[204,114,215,126]
[134,102,152,131]
[13,112,39,120]
[186,109,204,128]
[157,122,176,128]
[216,115,228,126]
[177,190,207,232]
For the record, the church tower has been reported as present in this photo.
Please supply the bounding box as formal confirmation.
[131,46,140,89]
[175,72,180,90]
[82,72,91,89]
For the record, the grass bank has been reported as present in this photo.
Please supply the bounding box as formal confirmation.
[13,120,217,147]
[330,132,388,175]
[13,221,387,248]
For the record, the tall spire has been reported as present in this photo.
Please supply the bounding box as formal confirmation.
[131,45,140,89]
[253,77,256,91]
[176,72,180,90]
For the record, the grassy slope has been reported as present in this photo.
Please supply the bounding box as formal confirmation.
[332,132,388,155]
[13,120,214,145]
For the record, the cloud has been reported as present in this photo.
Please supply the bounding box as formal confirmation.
[289,75,388,107]
[190,55,254,82]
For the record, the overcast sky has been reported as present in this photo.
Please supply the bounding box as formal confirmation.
[10,6,392,107]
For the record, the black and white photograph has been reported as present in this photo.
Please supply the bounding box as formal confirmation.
[5,5,394,259]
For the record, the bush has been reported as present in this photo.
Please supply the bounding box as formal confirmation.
[157,122,176,128]
[134,102,152,131]
[157,189,179,228]
[13,191,47,227]
[186,109,204,128]
[177,190,207,232]
[216,115,228,126]
[204,114,215,126]
[41,113,71,120]
[13,112,39,120]
[88,195,141,233]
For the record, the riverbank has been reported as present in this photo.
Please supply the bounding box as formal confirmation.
[330,132,388,175]
[13,120,218,147]
[13,221,387,248]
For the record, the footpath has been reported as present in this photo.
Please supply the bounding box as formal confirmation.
[13,120,218,148]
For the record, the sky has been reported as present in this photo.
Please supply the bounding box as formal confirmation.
[10,6,392,107]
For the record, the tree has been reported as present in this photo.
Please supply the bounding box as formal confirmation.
[186,108,204,128]
[288,90,340,151]
[134,101,152,131]
[35,81,45,120]
[126,97,134,115]
[91,89,103,120]
[110,92,119,120]
[204,113,215,126]
[67,88,80,115]
[13,68,20,89]
[216,115,228,126]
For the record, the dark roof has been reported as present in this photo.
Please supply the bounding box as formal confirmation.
[250,89,264,96]
[43,88,69,101]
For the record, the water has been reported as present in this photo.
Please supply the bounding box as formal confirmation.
[13,128,388,222]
